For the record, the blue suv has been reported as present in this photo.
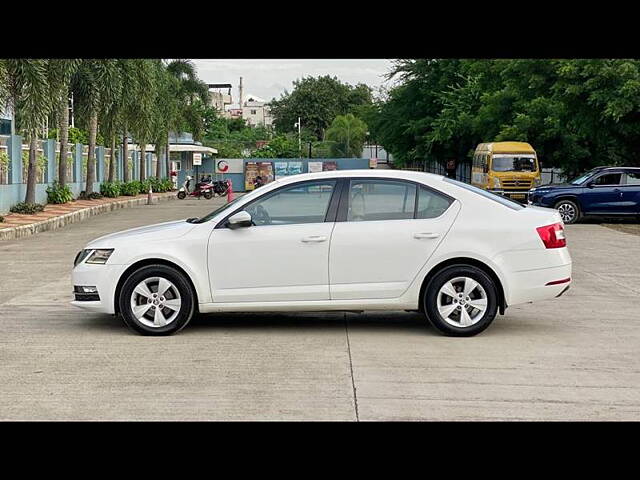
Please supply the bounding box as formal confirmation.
[528,166,640,224]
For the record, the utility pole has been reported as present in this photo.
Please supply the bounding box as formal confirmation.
[294,117,301,158]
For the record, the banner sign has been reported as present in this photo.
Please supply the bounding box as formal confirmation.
[308,161,323,173]
[193,152,202,166]
[323,161,338,171]
[274,162,288,180]
[245,162,274,190]
[215,158,243,174]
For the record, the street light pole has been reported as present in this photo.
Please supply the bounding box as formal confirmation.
[294,117,301,158]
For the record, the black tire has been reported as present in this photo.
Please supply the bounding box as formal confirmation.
[555,199,580,224]
[423,264,499,337]
[177,191,186,200]
[203,190,213,200]
[119,264,195,336]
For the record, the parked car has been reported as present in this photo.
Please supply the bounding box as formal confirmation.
[72,170,572,337]
[528,166,640,224]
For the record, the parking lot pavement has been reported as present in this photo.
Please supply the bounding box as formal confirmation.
[0,200,639,420]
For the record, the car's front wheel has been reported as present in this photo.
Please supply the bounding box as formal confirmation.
[555,199,580,224]
[119,264,195,335]
[423,265,499,337]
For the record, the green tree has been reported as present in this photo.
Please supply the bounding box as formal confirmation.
[270,76,372,139]
[2,59,51,204]
[325,114,368,157]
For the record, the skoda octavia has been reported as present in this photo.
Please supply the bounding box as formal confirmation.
[72,170,572,336]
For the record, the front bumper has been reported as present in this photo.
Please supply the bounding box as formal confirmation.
[71,263,126,314]
[488,189,530,203]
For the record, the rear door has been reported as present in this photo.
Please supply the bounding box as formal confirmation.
[328,178,460,300]
[620,171,640,214]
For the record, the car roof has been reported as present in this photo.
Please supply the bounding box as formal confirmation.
[271,169,445,186]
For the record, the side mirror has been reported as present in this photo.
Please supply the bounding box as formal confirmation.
[227,210,253,229]
[586,181,594,188]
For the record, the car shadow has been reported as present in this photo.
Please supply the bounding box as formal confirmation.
[78,310,536,337]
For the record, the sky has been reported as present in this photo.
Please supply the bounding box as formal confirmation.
[191,59,396,107]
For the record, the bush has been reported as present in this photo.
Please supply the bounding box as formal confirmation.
[100,181,121,198]
[10,202,45,214]
[78,191,103,200]
[46,181,74,204]
[120,181,142,196]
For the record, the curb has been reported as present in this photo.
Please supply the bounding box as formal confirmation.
[0,192,177,242]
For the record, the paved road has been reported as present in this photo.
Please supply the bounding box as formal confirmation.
[1,197,639,420]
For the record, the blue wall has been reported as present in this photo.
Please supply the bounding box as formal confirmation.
[179,158,371,192]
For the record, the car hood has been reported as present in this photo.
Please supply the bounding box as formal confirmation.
[86,219,197,248]
[533,183,576,191]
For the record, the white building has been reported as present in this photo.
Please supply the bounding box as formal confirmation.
[241,94,273,128]
[208,84,233,114]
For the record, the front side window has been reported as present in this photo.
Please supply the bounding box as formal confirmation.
[347,180,416,222]
[593,173,622,186]
[245,180,336,226]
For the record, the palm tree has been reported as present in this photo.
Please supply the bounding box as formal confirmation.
[151,60,181,179]
[72,59,120,194]
[326,113,368,158]
[2,60,51,204]
[47,59,80,187]
[128,59,157,182]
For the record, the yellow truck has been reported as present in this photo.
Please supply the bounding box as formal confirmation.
[471,142,542,202]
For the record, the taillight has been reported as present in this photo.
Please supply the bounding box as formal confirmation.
[536,222,566,249]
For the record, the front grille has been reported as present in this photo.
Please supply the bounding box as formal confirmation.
[502,179,532,189]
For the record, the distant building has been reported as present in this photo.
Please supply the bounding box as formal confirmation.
[241,94,273,128]
[208,84,233,114]
[0,106,12,135]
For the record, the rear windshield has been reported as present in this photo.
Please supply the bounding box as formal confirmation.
[443,178,524,211]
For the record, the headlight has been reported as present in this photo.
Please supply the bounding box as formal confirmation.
[493,177,501,189]
[533,177,542,187]
[85,249,114,264]
[74,249,92,266]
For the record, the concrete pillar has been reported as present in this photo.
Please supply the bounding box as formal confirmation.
[43,139,56,184]
[8,134,23,184]
[131,151,138,180]
[146,153,153,178]
[74,143,83,184]
[96,146,105,183]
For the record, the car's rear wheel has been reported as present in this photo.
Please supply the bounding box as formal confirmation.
[119,264,195,336]
[423,265,498,337]
[555,199,580,224]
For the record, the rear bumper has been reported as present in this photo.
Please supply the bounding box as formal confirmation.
[506,262,572,306]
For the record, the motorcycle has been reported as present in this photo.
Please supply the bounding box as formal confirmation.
[177,176,214,200]
[212,179,229,197]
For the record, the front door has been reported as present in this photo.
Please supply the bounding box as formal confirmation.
[581,171,625,214]
[329,179,460,300]
[208,179,339,303]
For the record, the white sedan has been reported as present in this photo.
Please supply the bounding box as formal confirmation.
[72,170,572,336]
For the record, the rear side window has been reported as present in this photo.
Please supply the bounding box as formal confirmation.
[443,177,524,210]
[625,172,640,185]
[417,186,453,219]
[347,180,416,221]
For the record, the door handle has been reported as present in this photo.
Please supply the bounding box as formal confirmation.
[301,235,328,243]
[414,232,440,239]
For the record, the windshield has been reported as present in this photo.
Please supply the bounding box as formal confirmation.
[491,155,537,172]
[190,195,245,224]
[443,178,524,211]
[569,170,597,185]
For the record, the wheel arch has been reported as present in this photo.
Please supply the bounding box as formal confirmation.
[552,194,582,210]
[114,258,200,314]
[418,257,507,315]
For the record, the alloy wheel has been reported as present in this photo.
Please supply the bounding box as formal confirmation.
[129,276,182,328]
[557,203,576,223]
[436,276,488,328]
